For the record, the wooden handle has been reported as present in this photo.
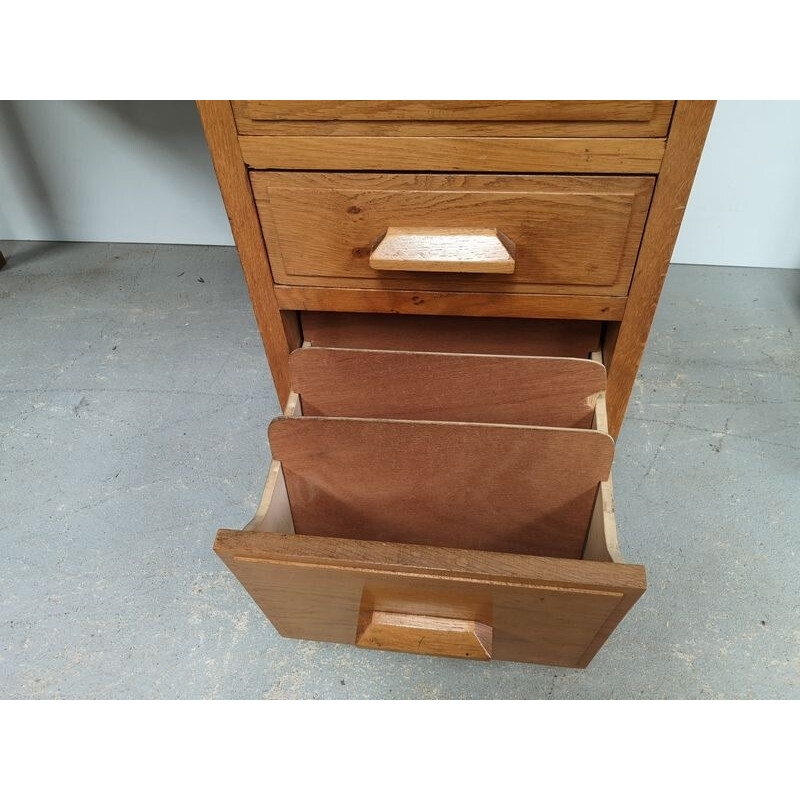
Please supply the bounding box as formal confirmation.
[369,227,515,274]
[356,610,492,660]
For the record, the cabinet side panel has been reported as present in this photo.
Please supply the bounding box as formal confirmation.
[606,101,715,436]
[196,100,300,403]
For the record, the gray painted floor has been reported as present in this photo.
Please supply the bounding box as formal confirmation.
[1,240,798,699]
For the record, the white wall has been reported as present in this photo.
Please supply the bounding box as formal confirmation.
[1,100,799,268]
[672,100,800,269]
[0,101,234,246]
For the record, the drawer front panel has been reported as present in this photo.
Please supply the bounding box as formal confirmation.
[253,173,654,296]
[236,100,664,123]
[214,531,645,668]
[233,100,674,137]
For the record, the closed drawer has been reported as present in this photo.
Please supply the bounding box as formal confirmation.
[233,101,674,141]
[214,347,646,667]
[253,173,654,297]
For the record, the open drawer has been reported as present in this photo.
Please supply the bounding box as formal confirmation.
[214,350,645,668]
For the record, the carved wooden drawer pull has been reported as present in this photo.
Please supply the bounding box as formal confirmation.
[369,227,516,274]
[357,610,493,660]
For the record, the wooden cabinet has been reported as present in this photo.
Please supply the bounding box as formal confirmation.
[199,99,714,667]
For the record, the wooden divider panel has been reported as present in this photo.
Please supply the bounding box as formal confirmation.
[289,347,606,429]
[268,417,614,559]
[301,312,602,357]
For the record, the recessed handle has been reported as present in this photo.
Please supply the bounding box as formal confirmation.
[369,227,515,274]
[356,610,492,660]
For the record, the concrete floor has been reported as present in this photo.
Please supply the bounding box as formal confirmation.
[1,240,798,699]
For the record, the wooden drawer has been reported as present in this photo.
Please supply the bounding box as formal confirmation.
[233,100,674,136]
[214,347,646,667]
[215,511,645,667]
[234,101,672,174]
[253,173,654,297]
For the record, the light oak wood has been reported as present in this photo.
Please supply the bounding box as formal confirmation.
[605,101,716,436]
[369,227,516,274]
[288,346,606,428]
[244,392,301,532]
[356,611,493,660]
[584,363,622,563]
[253,173,653,296]
[234,100,664,123]
[213,529,646,668]
[240,135,666,173]
[277,285,626,320]
[196,101,300,405]
[300,312,602,357]
[233,101,675,139]
[233,101,674,141]
[234,117,677,139]
[268,416,614,559]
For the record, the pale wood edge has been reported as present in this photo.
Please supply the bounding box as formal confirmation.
[606,101,716,436]
[196,101,301,405]
[583,352,623,564]
[369,227,516,274]
[275,285,627,321]
[575,356,646,666]
[243,392,301,532]
[291,345,609,369]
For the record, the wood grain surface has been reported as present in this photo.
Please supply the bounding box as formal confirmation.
[300,312,602,357]
[232,101,674,138]
[605,101,716,436]
[278,285,626,320]
[214,530,646,667]
[356,611,493,660]
[288,347,606,428]
[369,227,516,274]
[254,172,653,296]
[240,135,666,173]
[268,416,614,558]
[234,100,663,122]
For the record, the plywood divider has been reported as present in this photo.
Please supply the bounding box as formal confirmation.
[268,416,614,559]
[300,312,603,358]
[289,346,605,429]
